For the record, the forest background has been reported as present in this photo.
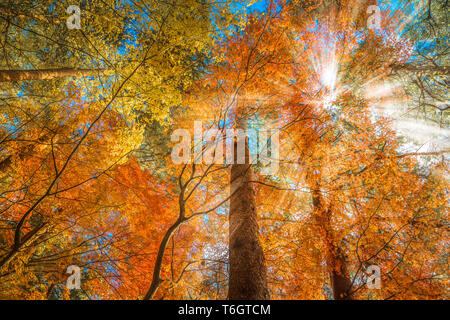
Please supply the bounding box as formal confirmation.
[0,0,448,300]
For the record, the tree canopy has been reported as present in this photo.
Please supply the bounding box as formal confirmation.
[0,0,448,300]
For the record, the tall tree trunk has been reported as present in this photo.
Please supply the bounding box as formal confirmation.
[0,68,107,82]
[228,117,269,300]
[0,7,61,23]
[309,171,353,300]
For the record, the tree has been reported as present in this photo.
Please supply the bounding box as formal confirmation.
[0,0,447,301]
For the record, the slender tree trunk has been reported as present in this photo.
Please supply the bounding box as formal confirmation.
[391,64,450,76]
[309,172,353,300]
[143,189,187,300]
[228,117,269,300]
[0,7,61,23]
[0,68,107,82]
[143,218,184,300]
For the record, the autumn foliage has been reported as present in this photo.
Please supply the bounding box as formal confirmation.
[0,0,448,300]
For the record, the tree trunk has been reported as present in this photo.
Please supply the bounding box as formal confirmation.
[143,188,187,300]
[143,218,184,300]
[0,68,107,82]
[228,118,269,300]
[0,7,61,24]
[391,64,450,76]
[309,172,353,300]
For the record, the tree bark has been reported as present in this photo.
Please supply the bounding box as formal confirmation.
[228,118,269,300]
[143,184,188,300]
[309,172,353,300]
[143,217,185,300]
[391,64,450,76]
[0,7,61,24]
[0,68,107,82]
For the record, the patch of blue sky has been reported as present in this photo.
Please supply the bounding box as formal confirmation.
[247,0,268,13]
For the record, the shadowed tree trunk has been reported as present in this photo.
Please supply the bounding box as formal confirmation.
[308,170,353,300]
[143,217,185,300]
[228,116,269,300]
[0,68,107,82]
